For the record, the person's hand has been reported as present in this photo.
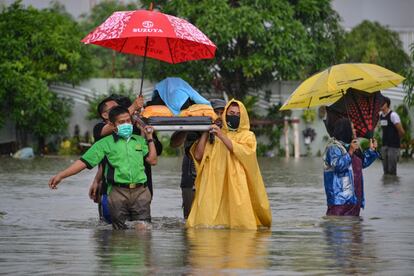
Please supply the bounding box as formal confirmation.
[48,173,62,189]
[348,139,359,155]
[88,180,101,203]
[370,138,377,150]
[133,95,144,111]
[144,126,154,139]
[214,118,223,128]
[209,124,223,138]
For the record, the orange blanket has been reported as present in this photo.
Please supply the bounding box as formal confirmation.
[142,104,217,120]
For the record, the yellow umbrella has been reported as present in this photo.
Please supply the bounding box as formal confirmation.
[280,63,405,110]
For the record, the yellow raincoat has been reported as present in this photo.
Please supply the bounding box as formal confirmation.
[186,99,272,229]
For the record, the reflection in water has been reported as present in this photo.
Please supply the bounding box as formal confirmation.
[381,174,400,185]
[93,229,153,275]
[321,217,378,275]
[186,228,270,272]
[0,157,413,274]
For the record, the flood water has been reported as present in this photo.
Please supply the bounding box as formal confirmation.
[0,156,413,275]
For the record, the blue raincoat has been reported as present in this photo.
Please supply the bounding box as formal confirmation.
[323,139,378,208]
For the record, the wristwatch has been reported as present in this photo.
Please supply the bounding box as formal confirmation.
[147,139,154,144]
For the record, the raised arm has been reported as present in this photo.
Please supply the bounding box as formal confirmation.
[93,122,114,141]
[325,144,355,173]
[209,124,233,153]
[128,95,144,116]
[193,132,209,162]
[97,124,116,138]
[152,132,163,156]
[362,138,379,168]
[144,126,158,165]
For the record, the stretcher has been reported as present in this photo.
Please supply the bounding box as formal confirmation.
[136,104,215,131]
[143,116,213,131]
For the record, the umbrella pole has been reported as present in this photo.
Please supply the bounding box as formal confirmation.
[139,36,149,96]
[307,96,312,109]
[341,90,351,117]
[341,90,355,138]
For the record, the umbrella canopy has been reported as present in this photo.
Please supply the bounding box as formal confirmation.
[280,63,404,110]
[82,9,216,63]
[81,9,217,95]
[325,88,385,139]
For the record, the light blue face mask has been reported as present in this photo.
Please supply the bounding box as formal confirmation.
[117,123,133,139]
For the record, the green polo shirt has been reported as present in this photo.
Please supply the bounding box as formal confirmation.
[80,134,149,193]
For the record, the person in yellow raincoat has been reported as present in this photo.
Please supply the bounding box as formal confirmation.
[187,99,272,229]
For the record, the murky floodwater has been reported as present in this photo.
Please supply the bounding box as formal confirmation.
[0,156,413,275]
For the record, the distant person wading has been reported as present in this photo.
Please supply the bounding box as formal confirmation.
[379,97,405,175]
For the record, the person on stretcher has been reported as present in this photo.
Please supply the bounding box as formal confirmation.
[141,77,217,120]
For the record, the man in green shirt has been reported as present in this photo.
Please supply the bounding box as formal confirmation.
[49,106,157,229]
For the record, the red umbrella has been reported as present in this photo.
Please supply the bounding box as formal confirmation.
[81,7,217,94]
[325,88,385,139]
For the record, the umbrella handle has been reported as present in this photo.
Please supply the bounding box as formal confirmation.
[139,37,150,96]
[139,2,154,96]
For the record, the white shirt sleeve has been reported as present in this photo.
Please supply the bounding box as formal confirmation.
[390,111,401,125]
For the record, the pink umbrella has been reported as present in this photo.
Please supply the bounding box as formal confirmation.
[82,7,217,94]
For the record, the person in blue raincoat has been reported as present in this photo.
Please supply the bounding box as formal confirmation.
[323,118,379,216]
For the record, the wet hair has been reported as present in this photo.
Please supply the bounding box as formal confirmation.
[116,96,132,108]
[108,106,130,124]
[383,96,391,108]
[97,94,119,119]
[332,118,353,144]
[226,102,240,115]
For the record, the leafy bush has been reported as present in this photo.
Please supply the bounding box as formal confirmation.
[0,3,93,148]
[159,135,179,157]
[301,109,317,124]
[395,104,412,158]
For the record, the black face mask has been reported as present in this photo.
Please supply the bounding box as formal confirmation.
[226,115,240,129]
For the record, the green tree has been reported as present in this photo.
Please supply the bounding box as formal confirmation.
[140,0,344,99]
[0,2,93,150]
[343,21,410,73]
[403,43,414,107]
[79,0,141,78]
[395,104,412,157]
[289,0,345,76]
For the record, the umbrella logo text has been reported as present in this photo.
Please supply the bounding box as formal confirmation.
[133,20,163,33]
